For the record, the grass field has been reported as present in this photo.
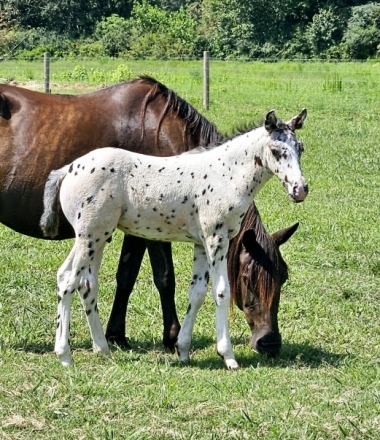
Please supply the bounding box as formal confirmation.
[0,59,379,439]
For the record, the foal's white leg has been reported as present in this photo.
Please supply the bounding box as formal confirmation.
[77,243,110,358]
[206,237,239,370]
[176,245,208,363]
[55,238,110,366]
[55,245,81,366]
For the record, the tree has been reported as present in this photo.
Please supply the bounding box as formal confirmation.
[0,0,133,38]
[305,7,344,57]
[343,3,380,59]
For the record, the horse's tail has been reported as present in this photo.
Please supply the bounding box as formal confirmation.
[40,166,69,238]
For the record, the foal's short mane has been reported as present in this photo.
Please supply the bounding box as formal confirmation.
[228,203,288,309]
[136,75,223,149]
[183,120,265,155]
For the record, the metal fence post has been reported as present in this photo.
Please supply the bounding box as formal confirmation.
[44,52,50,93]
[203,51,209,110]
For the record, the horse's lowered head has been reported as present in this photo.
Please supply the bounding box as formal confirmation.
[263,109,308,203]
[229,209,299,357]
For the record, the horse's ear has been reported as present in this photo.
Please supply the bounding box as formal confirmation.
[0,93,11,120]
[264,109,278,133]
[242,229,258,253]
[287,109,307,131]
[271,222,299,247]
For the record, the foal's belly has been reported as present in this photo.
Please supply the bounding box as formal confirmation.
[118,212,200,244]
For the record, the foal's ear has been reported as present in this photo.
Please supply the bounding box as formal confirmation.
[264,109,278,133]
[241,229,257,253]
[287,108,307,131]
[271,222,299,247]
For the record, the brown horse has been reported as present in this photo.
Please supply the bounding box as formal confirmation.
[0,77,297,358]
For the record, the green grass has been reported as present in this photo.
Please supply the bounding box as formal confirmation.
[0,60,380,439]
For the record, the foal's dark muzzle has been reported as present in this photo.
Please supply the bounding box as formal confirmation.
[290,181,308,203]
[253,332,282,357]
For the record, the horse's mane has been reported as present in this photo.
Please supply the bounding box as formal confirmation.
[135,75,223,149]
[228,203,288,309]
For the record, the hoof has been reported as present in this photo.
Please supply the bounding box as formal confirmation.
[57,352,72,367]
[106,333,131,350]
[175,344,190,364]
[163,337,177,353]
[93,343,111,357]
[225,359,240,370]
[217,351,240,370]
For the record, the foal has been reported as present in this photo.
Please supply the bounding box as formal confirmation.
[41,109,308,369]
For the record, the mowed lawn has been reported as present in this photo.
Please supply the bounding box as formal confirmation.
[0,60,379,439]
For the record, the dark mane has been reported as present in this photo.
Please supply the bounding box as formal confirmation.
[228,203,288,309]
[136,75,223,149]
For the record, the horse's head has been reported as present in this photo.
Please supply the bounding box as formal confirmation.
[237,222,299,357]
[264,109,308,203]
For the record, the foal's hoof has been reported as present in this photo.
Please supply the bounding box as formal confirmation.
[217,351,240,370]
[175,344,190,364]
[57,353,72,367]
[225,359,240,370]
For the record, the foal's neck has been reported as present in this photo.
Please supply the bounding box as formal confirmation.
[223,127,273,199]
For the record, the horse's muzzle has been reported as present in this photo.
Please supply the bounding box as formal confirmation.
[253,332,282,357]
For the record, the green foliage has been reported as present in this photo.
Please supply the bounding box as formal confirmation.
[53,63,133,84]
[343,3,380,59]
[323,73,343,92]
[1,0,379,60]
[305,7,344,57]
[200,0,254,59]
[94,14,132,57]
[126,1,199,59]
[108,64,133,82]
[89,67,107,84]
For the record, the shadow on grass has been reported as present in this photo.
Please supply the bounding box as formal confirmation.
[109,334,353,370]
[7,337,353,371]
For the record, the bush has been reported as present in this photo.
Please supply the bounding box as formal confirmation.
[108,64,133,83]
[343,3,380,59]
[126,1,199,59]
[94,14,132,57]
[305,7,344,58]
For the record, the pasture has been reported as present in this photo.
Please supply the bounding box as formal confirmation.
[0,60,379,439]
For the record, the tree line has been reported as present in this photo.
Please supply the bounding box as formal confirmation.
[1,0,379,60]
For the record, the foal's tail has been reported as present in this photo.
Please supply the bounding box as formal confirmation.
[40,166,69,238]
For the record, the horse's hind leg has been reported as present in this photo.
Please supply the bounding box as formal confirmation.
[55,238,110,366]
[176,244,208,363]
[77,240,110,358]
[147,240,180,352]
[55,245,82,366]
[106,235,147,348]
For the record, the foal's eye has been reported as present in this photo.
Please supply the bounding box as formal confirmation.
[271,147,281,159]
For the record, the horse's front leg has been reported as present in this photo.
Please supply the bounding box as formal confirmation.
[106,235,147,348]
[206,237,239,370]
[176,244,208,363]
[147,240,180,352]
